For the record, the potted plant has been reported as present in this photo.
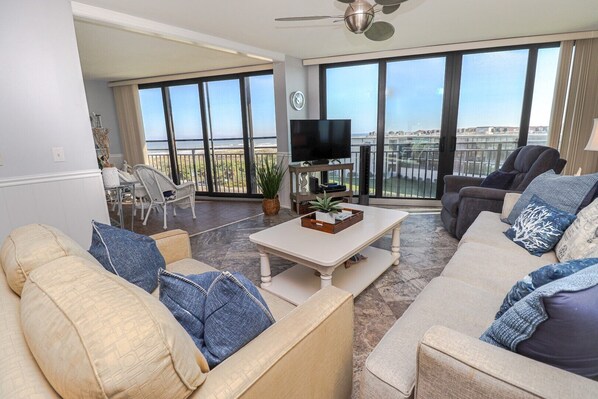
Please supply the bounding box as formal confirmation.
[255,158,287,216]
[309,193,343,224]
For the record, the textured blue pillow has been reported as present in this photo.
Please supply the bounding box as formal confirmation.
[159,270,274,368]
[88,221,165,292]
[203,271,274,367]
[481,264,598,378]
[480,170,516,189]
[504,195,576,256]
[507,170,598,224]
[158,269,219,350]
[495,258,598,318]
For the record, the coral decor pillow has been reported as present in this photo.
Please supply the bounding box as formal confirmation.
[504,195,576,256]
[20,256,208,399]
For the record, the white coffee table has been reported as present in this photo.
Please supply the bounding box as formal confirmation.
[249,204,409,305]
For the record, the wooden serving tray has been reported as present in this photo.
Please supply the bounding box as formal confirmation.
[300,209,364,234]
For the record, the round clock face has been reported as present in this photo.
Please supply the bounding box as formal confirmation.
[290,91,305,111]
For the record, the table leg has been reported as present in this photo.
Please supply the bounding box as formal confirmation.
[130,184,136,231]
[320,273,332,289]
[259,249,272,288]
[391,225,401,265]
[117,187,124,229]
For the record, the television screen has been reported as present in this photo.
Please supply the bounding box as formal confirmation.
[290,119,351,163]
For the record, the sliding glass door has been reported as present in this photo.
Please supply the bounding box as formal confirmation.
[138,72,277,197]
[322,43,561,199]
[384,57,446,198]
[454,49,528,177]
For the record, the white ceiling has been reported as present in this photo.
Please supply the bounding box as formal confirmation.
[74,0,598,81]
[75,21,269,81]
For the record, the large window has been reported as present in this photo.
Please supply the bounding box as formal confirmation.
[138,72,277,197]
[384,57,446,198]
[326,63,379,194]
[455,49,529,176]
[322,43,561,199]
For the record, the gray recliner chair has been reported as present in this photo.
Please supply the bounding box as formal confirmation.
[441,145,566,239]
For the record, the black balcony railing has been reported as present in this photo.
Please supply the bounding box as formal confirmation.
[146,140,518,198]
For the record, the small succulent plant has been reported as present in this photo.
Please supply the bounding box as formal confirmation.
[309,193,343,214]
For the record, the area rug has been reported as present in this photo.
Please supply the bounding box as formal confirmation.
[189,209,458,397]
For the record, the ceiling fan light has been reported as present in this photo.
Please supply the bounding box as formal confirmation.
[344,0,375,33]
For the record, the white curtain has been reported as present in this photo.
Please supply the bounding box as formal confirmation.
[550,38,598,174]
[112,85,147,166]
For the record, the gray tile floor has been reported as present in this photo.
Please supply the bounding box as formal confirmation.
[189,208,458,397]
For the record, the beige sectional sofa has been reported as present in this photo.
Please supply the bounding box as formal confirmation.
[0,227,353,399]
[361,211,598,399]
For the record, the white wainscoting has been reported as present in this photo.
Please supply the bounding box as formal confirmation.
[0,170,110,248]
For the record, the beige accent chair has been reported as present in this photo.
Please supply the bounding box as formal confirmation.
[0,226,353,398]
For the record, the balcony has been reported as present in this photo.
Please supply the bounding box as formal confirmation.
[148,142,522,199]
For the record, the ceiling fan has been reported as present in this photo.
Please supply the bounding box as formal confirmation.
[275,0,409,42]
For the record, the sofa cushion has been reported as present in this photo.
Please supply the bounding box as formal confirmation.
[362,277,504,399]
[440,242,555,296]
[504,195,576,256]
[495,258,598,318]
[20,256,208,399]
[481,264,598,378]
[556,198,598,262]
[0,224,98,296]
[459,212,559,266]
[162,258,295,321]
[0,257,60,398]
[89,220,165,292]
[507,170,598,224]
[501,192,522,221]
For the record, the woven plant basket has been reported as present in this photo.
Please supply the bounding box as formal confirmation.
[262,197,280,216]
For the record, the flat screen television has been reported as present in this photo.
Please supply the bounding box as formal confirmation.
[290,119,351,163]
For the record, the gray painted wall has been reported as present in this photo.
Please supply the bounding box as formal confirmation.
[0,0,98,178]
[83,80,124,161]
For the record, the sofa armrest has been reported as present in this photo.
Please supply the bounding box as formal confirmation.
[191,286,353,399]
[416,326,598,399]
[150,229,192,264]
[444,175,485,193]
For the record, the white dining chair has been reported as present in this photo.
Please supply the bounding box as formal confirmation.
[133,164,196,229]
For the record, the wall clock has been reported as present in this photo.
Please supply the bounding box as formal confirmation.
[290,91,305,111]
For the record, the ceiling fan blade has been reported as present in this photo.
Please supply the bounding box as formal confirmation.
[374,0,408,5]
[364,21,395,41]
[337,0,355,3]
[382,4,401,14]
[275,16,336,22]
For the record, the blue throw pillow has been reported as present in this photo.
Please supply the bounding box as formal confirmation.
[88,221,165,292]
[480,170,516,189]
[507,170,598,224]
[481,264,598,378]
[159,270,274,368]
[504,195,576,256]
[158,269,219,350]
[495,258,598,318]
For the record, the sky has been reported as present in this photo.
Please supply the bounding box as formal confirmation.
[139,46,560,142]
[327,46,560,134]
[139,75,276,142]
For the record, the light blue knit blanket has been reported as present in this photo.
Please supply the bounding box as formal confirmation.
[481,263,598,350]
